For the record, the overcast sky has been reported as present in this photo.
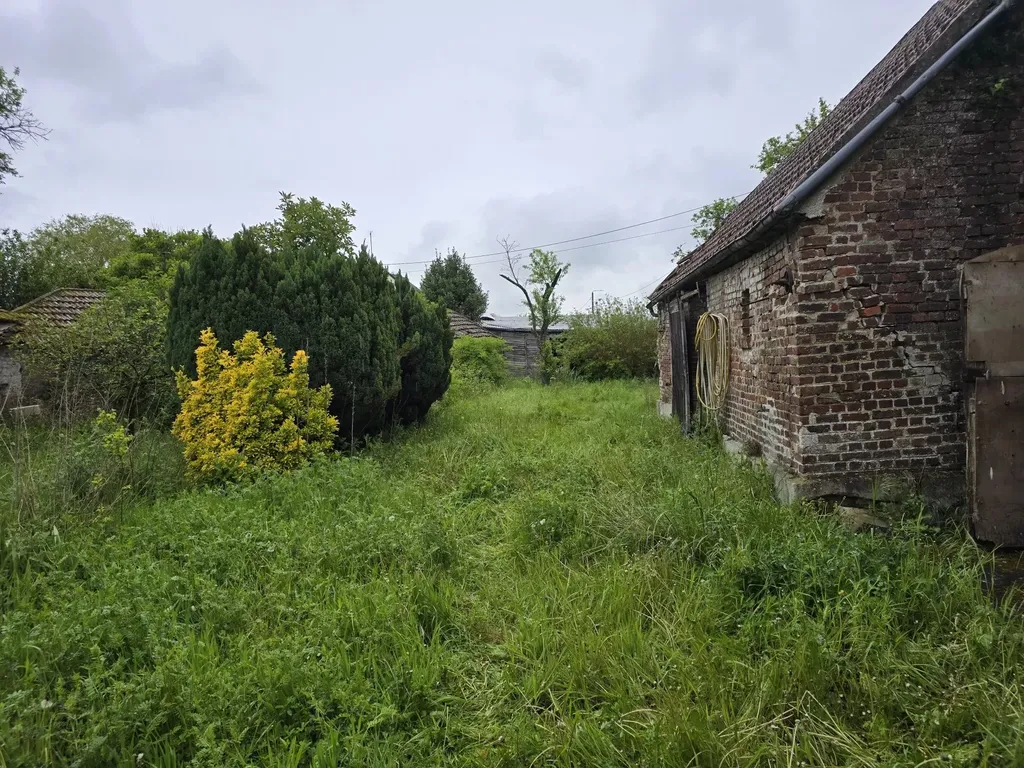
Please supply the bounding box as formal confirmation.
[1,0,936,313]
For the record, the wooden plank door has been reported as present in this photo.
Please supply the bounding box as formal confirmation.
[669,304,691,433]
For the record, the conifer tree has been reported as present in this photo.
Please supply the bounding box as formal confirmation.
[168,198,452,443]
[388,271,453,425]
[168,228,233,372]
[420,248,488,320]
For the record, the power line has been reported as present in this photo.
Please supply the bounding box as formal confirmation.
[395,222,696,275]
[619,276,665,300]
[382,194,745,268]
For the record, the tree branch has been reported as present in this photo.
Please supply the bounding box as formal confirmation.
[499,273,533,315]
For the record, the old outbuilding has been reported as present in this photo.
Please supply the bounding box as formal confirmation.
[478,314,569,377]
[0,288,106,408]
[650,0,1024,543]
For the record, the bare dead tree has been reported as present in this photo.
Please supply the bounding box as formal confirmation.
[497,235,529,313]
[0,67,50,186]
[498,236,568,382]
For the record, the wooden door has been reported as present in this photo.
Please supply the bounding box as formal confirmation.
[669,303,691,433]
[964,247,1024,545]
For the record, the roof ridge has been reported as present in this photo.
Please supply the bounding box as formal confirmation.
[9,286,106,313]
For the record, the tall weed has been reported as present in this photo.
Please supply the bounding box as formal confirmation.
[0,381,1020,766]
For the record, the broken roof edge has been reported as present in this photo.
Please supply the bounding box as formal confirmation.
[0,287,108,324]
[649,0,1013,306]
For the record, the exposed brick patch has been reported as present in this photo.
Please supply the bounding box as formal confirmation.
[704,238,802,472]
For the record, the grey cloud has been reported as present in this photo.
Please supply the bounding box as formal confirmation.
[0,0,255,122]
[464,189,685,313]
[0,186,40,221]
[1,0,939,313]
[628,0,794,117]
[535,50,590,91]
[405,220,456,262]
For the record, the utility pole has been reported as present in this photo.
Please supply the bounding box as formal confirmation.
[369,231,374,257]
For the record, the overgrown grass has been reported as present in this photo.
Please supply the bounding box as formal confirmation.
[0,381,1021,766]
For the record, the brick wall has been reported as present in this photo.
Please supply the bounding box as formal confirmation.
[657,310,672,408]
[704,239,802,472]
[792,9,1024,498]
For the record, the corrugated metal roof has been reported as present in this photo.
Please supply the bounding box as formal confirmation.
[651,0,994,302]
[479,314,570,332]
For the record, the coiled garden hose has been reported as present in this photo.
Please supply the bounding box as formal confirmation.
[695,312,730,411]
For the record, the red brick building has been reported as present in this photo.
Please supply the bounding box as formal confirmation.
[650,0,1024,537]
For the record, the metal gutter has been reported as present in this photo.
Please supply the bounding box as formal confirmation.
[773,0,1013,217]
[649,0,1014,305]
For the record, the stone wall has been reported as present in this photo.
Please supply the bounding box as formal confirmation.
[657,310,672,411]
[0,348,23,409]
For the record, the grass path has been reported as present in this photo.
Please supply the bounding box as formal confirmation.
[1,381,1022,766]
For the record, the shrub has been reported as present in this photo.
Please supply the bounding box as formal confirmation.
[273,242,402,438]
[556,298,657,380]
[450,336,509,387]
[388,272,453,425]
[169,197,454,441]
[172,329,337,483]
[169,225,409,441]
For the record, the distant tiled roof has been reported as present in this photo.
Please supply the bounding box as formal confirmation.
[651,0,995,303]
[479,314,569,333]
[0,288,106,331]
[449,311,494,338]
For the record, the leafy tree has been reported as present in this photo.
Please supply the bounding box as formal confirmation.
[754,97,832,176]
[0,66,48,187]
[498,240,569,383]
[17,215,136,302]
[0,228,30,309]
[419,248,488,320]
[387,272,453,425]
[104,228,203,295]
[252,192,357,257]
[688,197,740,246]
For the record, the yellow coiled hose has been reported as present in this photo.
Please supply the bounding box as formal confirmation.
[695,312,730,411]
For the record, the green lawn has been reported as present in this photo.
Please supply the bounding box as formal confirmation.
[1,381,1022,766]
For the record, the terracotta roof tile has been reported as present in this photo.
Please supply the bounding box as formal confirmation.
[651,0,994,302]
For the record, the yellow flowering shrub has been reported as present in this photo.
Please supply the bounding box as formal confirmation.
[173,328,338,482]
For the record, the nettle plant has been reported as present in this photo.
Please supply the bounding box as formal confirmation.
[173,328,338,483]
